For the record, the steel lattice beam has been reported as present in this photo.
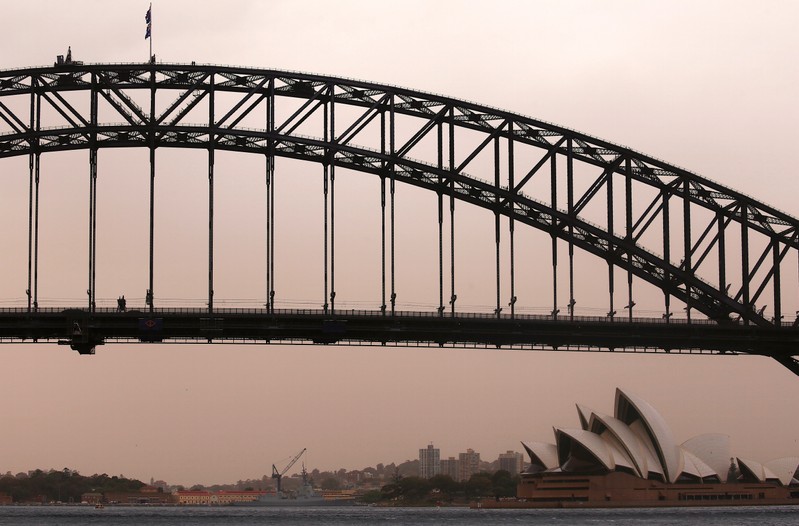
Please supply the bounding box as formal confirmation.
[0,63,797,373]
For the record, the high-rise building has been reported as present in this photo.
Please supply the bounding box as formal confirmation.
[498,450,524,476]
[419,443,440,479]
[440,456,459,479]
[458,448,480,481]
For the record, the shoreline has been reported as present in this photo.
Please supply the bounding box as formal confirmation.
[471,498,799,509]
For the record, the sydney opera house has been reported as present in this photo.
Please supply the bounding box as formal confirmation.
[513,388,799,507]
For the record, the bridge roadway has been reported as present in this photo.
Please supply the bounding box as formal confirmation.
[1,308,797,374]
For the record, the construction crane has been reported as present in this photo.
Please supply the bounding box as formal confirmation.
[271,448,306,494]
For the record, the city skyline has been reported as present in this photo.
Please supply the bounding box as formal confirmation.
[1,445,518,488]
[1,0,798,486]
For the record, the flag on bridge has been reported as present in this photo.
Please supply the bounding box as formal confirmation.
[145,5,152,39]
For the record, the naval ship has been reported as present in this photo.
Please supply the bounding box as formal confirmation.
[236,448,356,507]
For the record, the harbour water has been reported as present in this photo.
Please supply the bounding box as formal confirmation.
[0,505,796,525]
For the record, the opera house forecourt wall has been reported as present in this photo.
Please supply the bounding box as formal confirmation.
[477,388,799,508]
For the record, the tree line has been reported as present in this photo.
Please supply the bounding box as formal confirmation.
[362,470,518,504]
[0,469,144,503]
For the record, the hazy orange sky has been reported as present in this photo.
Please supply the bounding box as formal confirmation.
[0,0,798,486]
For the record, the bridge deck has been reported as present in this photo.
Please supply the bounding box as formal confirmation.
[1,309,796,368]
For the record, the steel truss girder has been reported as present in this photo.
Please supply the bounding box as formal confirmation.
[1,309,798,359]
[0,64,798,330]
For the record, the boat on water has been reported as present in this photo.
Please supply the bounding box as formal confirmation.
[236,468,356,507]
[235,449,356,507]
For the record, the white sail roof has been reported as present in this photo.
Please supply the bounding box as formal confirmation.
[555,428,615,471]
[681,448,718,480]
[521,388,796,486]
[615,388,681,483]
[764,457,799,486]
[575,404,592,431]
[521,441,558,471]
[681,433,731,479]
[629,420,664,479]
[737,458,781,483]
[588,411,650,478]
[600,430,637,473]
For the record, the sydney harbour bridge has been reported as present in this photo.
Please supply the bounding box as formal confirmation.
[0,62,797,375]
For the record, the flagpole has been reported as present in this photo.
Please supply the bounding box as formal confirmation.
[149,3,153,62]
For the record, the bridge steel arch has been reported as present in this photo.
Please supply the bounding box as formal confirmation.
[0,63,798,373]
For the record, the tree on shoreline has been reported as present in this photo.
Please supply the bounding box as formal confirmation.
[377,471,519,504]
[0,470,144,503]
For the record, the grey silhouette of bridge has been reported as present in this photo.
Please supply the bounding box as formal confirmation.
[0,62,797,375]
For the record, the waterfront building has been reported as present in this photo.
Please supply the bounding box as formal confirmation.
[214,490,267,505]
[175,490,212,505]
[516,387,799,506]
[498,451,524,476]
[440,457,459,479]
[458,449,480,481]
[419,443,440,479]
